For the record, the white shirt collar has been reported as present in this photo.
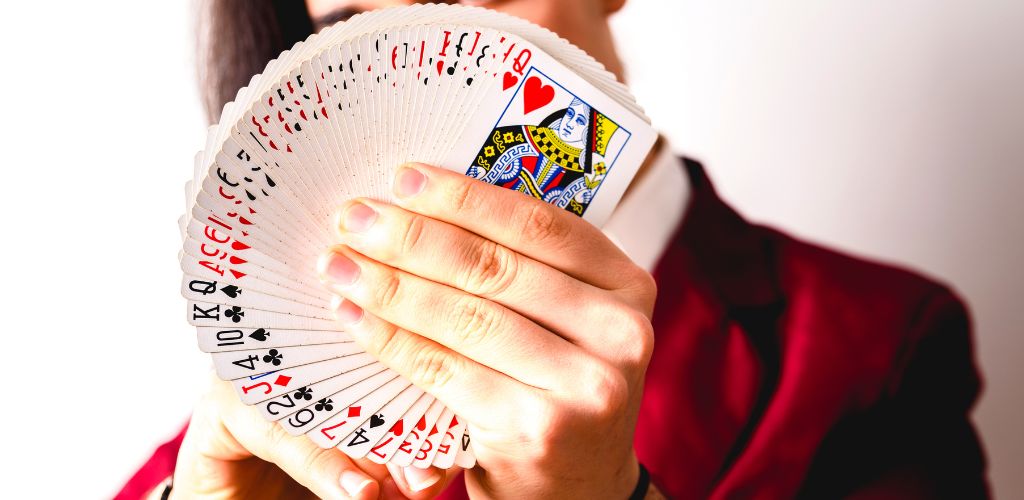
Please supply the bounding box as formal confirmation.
[602,141,690,272]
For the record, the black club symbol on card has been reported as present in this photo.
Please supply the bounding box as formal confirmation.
[315,398,334,412]
[294,387,312,401]
[224,306,244,323]
[262,349,283,366]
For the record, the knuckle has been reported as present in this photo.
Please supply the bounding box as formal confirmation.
[448,178,478,215]
[516,396,562,459]
[517,202,570,246]
[622,265,658,312]
[408,345,460,391]
[398,214,427,256]
[450,295,500,349]
[618,309,655,368]
[579,361,629,415]
[636,269,658,307]
[300,446,338,476]
[263,420,293,455]
[364,321,401,360]
[370,268,404,310]
[462,240,518,297]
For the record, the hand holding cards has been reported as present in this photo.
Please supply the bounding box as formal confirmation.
[179,3,656,474]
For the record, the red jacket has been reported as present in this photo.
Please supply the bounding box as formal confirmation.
[119,159,988,499]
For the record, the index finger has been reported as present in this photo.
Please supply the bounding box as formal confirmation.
[391,163,645,291]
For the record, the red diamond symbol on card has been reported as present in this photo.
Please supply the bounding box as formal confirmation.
[428,424,438,437]
[273,375,292,387]
[451,416,459,427]
[347,406,361,418]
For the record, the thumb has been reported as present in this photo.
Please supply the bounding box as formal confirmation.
[386,463,464,499]
[246,424,380,500]
[207,375,381,499]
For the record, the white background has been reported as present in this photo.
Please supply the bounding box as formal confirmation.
[0,1,1020,497]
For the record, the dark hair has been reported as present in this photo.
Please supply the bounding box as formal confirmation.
[197,0,314,124]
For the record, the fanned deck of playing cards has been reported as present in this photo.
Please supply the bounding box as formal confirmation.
[178,4,656,470]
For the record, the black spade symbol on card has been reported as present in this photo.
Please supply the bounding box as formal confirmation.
[249,328,269,342]
[221,285,242,298]
[462,433,471,450]
[370,414,385,428]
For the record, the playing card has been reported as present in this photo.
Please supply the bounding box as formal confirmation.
[182,4,658,469]
[196,326,349,353]
[257,362,387,421]
[411,407,455,468]
[233,353,377,405]
[388,398,447,467]
[211,343,361,380]
[282,367,399,436]
[364,392,436,465]
[429,413,468,469]
[337,385,426,459]
[307,375,411,448]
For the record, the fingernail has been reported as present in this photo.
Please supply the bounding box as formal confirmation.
[317,251,360,286]
[340,470,372,498]
[333,297,364,325]
[394,165,427,198]
[403,465,442,492]
[341,202,377,233]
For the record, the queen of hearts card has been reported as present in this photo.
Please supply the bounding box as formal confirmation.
[466,69,632,217]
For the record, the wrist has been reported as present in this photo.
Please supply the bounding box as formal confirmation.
[628,462,650,500]
[612,452,642,500]
[145,476,173,500]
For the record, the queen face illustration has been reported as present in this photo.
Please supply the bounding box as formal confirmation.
[557,99,591,144]
[468,92,623,217]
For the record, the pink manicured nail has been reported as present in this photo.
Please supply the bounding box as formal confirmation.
[319,251,360,286]
[394,166,427,198]
[334,298,364,325]
[342,202,377,232]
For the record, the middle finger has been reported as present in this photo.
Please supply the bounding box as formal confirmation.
[317,244,586,390]
[331,198,630,350]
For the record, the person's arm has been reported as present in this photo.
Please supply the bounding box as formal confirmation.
[646,485,668,500]
[846,288,988,498]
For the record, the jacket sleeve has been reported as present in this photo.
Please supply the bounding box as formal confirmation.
[848,288,989,499]
[114,423,189,500]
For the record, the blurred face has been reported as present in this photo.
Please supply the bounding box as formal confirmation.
[305,0,626,80]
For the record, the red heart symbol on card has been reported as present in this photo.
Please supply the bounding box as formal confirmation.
[523,76,555,115]
[436,60,444,76]
[390,419,404,436]
[502,71,518,91]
